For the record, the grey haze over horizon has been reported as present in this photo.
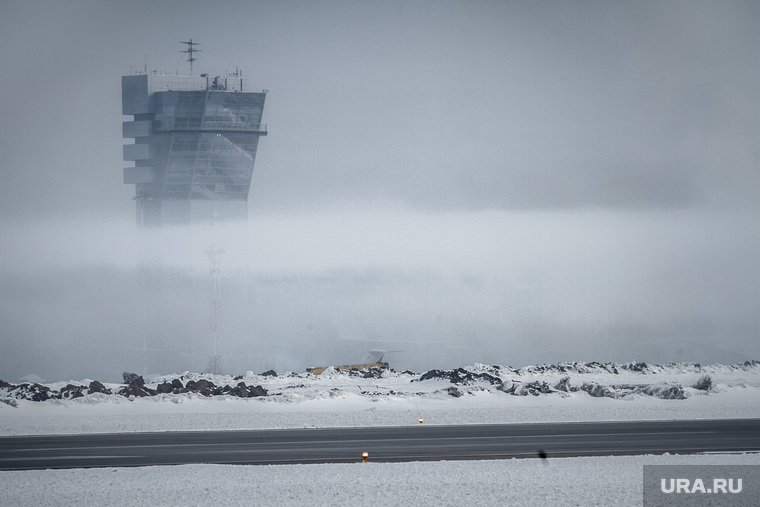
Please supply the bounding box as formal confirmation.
[1,1,759,381]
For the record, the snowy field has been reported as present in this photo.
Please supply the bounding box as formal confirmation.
[2,361,759,435]
[3,453,759,506]
[2,361,759,505]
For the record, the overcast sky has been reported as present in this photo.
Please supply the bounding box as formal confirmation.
[1,1,759,379]
[1,0,759,217]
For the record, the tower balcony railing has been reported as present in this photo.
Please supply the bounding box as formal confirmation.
[155,120,267,133]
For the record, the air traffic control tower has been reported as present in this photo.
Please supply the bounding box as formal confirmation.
[122,72,266,226]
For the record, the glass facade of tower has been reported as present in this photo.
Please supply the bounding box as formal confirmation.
[122,74,266,226]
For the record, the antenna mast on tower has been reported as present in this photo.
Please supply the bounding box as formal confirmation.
[180,39,201,75]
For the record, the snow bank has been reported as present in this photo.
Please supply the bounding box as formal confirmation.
[3,453,759,507]
[1,361,759,436]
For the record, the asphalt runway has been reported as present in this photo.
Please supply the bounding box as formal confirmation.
[1,419,758,470]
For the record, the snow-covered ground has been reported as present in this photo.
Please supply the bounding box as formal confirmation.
[2,361,759,506]
[3,453,759,506]
[2,361,759,435]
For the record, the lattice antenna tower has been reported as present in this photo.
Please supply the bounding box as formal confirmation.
[180,39,201,75]
[206,243,224,375]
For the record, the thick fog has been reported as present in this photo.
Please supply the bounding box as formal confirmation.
[1,1,759,381]
[3,208,758,381]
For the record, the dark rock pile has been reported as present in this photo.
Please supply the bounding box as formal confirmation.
[641,382,688,400]
[0,374,268,402]
[412,366,695,400]
[118,375,153,397]
[577,381,690,400]
[503,380,555,396]
[619,361,650,373]
[0,379,113,402]
[221,382,268,398]
[521,362,620,375]
[580,382,620,399]
[2,361,755,404]
[350,367,390,379]
[122,372,141,385]
[415,367,502,385]
[554,376,572,392]
[693,375,712,391]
